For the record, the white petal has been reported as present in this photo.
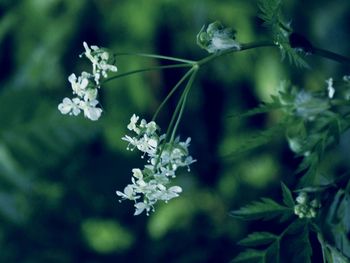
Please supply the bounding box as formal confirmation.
[134,202,147,216]
[68,73,77,83]
[124,185,135,197]
[58,98,72,114]
[80,78,89,89]
[132,168,143,179]
[169,186,182,193]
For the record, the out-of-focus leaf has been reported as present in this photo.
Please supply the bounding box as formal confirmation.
[231,197,291,221]
[281,182,295,208]
[231,249,264,263]
[238,232,277,247]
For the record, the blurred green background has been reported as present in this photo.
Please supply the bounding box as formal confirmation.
[0,0,349,262]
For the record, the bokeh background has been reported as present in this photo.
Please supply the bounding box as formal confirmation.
[1,0,349,262]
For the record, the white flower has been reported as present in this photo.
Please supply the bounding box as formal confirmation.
[159,186,182,202]
[146,121,157,135]
[295,91,329,120]
[135,134,158,155]
[296,192,308,204]
[79,99,102,121]
[116,185,139,201]
[83,88,98,101]
[82,42,117,85]
[207,35,241,53]
[127,114,140,132]
[132,168,143,179]
[68,73,89,97]
[326,78,335,99]
[58,97,81,116]
[134,202,152,216]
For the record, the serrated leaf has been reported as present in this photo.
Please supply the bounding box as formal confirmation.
[231,198,291,221]
[282,222,312,263]
[238,232,277,247]
[281,182,295,208]
[265,241,280,262]
[228,101,282,119]
[231,249,263,263]
[281,43,310,68]
[257,0,282,28]
[224,123,284,159]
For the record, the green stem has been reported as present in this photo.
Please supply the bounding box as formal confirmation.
[153,67,197,172]
[196,40,276,66]
[102,63,192,84]
[312,47,350,65]
[152,68,195,122]
[170,68,198,141]
[115,52,196,64]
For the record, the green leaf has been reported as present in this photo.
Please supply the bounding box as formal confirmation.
[228,100,282,119]
[265,241,280,262]
[231,198,291,221]
[238,232,277,247]
[231,249,264,263]
[327,245,350,263]
[282,221,312,263]
[257,0,282,28]
[224,123,284,159]
[281,43,310,68]
[281,182,295,208]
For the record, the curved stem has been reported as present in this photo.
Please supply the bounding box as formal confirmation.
[152,68,195,122]
[164,69,195,142]
[102,63,192,84]
[115,52,196,64]
[170,69,198,141]
[152,67,197,172]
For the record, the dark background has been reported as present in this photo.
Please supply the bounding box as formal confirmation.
[0,0,349,262]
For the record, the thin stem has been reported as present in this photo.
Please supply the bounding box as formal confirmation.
[196,40,350,66]
[152,68,195,122]
[170,69,198,141]
[115,52,196,64]
[312,47,350,65]
[152,67,197,172]
[102,63,192,84]
[196,40,276,66]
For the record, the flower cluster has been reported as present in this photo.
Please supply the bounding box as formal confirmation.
[197,21,241,53]
[58,42,117,121]
[294,192,320,219]
[117,114,196,216]
[278,82,330,121]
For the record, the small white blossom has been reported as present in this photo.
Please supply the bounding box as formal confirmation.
[207,35,241,53]
[82,41,117,85]
[295,91,329,121]
[296,192,308,204]
[116,185,139,201]
[132,168,143,179]
[134,202,152,216]
[68,73,89,97]
[127,114,140,133]
[58,97,81,116]
[79,99,102,121]
[83,88,98,101]
[294,192,320,219]
[326,78,335,99]
[146,121,157,135]
[343,75,350,82]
